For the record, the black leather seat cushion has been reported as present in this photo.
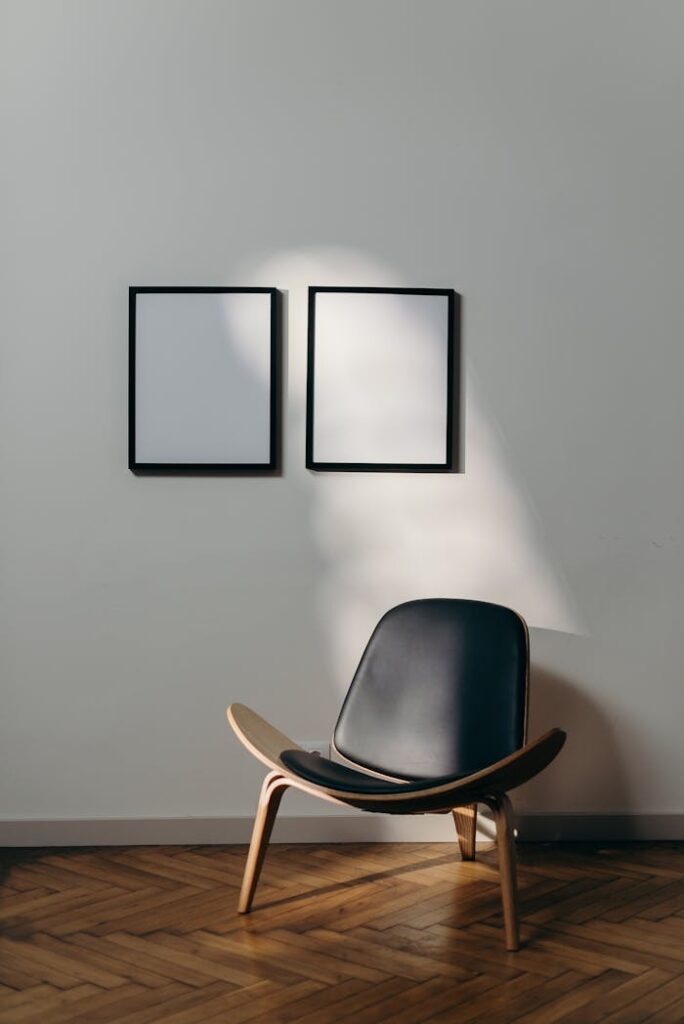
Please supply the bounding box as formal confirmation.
[280,749,465,794]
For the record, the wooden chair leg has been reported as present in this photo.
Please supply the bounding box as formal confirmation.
[238,771,288,914]
[485,793,520,951]
[452,804,478,860]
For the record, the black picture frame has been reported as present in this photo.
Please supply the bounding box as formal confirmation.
[306,286,459,473]
[129,286,281,475]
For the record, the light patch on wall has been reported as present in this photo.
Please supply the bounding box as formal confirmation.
[219,292,273,386]
[235,247,584,693]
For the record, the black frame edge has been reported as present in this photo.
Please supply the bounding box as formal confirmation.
[128,286,282,476]
[306,286,460,473]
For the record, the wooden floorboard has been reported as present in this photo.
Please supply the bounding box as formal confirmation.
[0,841,682,1022]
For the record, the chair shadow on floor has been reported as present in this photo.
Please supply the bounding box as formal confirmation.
[246,847,469,914]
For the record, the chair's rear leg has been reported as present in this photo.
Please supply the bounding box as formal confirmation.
[238,771,288,913]
[486,793,520,951]
[452,804,478,860]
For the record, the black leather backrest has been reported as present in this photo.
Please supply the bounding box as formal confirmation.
[334,599,528,780]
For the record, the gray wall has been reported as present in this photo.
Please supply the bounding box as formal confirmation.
[2,0,683,829]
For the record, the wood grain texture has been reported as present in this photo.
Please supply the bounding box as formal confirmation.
[0,841,682,1023]
[238,772,290,914]
[453,805,478,861]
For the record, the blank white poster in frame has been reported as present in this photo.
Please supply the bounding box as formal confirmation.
[306,287,458,472]
[129,287,280,473]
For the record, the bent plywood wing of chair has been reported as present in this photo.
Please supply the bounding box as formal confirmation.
[227,599,566,951]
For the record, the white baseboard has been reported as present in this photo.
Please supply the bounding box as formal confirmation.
[0,813,682,847]
[0,815,464,847]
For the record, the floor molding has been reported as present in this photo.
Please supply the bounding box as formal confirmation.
[517,812,684,842]
[1,812,682,847]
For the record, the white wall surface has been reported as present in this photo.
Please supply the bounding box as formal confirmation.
[1,0,683,829]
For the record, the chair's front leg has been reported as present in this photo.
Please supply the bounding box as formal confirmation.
[452,804,478,860]
[239,770,289,913]
[484,793,520,951]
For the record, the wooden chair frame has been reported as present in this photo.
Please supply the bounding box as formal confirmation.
[227,703,565,951]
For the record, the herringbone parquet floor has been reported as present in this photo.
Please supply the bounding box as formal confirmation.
[0,841,682,1023]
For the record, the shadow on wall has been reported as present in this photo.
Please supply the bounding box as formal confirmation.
[227,245,627,819]
[519,659,631,816]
